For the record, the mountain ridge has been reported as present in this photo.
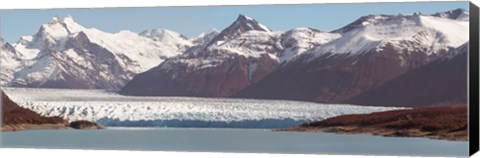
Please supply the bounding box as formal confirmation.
[1,9,470,108]
[2,16,193,89]
[121,9,469,107]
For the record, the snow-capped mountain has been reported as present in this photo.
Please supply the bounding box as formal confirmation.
[236,10,469,103]
[3,16,191,89]
[312,11,468,57]
[120,14,344,96]
[121,14,282,96]
[122,9,469,107]
[205,14,271,47]
[2,8,470,107]
[0,38,23,85]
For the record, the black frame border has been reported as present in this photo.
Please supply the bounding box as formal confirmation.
[470,1,479,156]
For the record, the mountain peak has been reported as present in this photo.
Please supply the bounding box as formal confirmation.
[204,14,271,47]
[236,14,253,21]
[28,15,88,51]
[232,14,270,32]
[432,8,469,21]
[46,16,73,25]
[50,16,60,23]
[43,15,82,31]
[62,15,76,24]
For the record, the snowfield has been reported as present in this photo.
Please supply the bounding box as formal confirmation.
[3,88,404,128]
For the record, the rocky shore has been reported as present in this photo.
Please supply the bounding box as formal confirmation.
[69,120,104,129]
[1,91,103,131]
[280,105,467,141]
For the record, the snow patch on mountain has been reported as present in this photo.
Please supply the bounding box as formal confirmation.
[309,13,469,58]
[11,36,41,60]
[418,16,469,47]
[161,58,224,73]
[209,30,282,58]
[279,28,341,63]
[139,28,193,48]
[11,56,61,86]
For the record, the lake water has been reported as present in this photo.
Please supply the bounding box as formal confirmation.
[0,128,468,157]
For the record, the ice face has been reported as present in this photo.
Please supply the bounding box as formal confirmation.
[3,88,403,128]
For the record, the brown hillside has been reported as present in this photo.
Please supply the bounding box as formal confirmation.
[284,105,467,141]
[2,91,67,130]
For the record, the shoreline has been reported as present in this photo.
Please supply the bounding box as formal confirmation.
[278,105,468,142]
[1,123,69,132]
[1,121,104,132]
[277,126,467,141]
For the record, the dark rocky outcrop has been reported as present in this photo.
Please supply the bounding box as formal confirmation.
[69,120,104,129]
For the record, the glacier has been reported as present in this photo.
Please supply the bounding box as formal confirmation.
[2,88,404,128]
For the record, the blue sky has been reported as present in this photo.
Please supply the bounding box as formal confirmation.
[0,1,468,43]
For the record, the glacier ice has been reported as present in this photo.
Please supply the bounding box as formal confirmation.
[3,88,404,128]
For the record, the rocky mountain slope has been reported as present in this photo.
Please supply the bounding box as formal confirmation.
[121,15,283,96]
[120,15,345,96]
[234,9,469,104]
[346,43,468,107]
[121,9,469,107]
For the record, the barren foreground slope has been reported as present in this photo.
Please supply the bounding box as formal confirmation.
[281,105,467,141]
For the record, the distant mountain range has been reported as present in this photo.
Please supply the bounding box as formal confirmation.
[1,8,469,107]
[1,16,192,89]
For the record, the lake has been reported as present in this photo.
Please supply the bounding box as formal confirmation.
[0,128,468,157]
